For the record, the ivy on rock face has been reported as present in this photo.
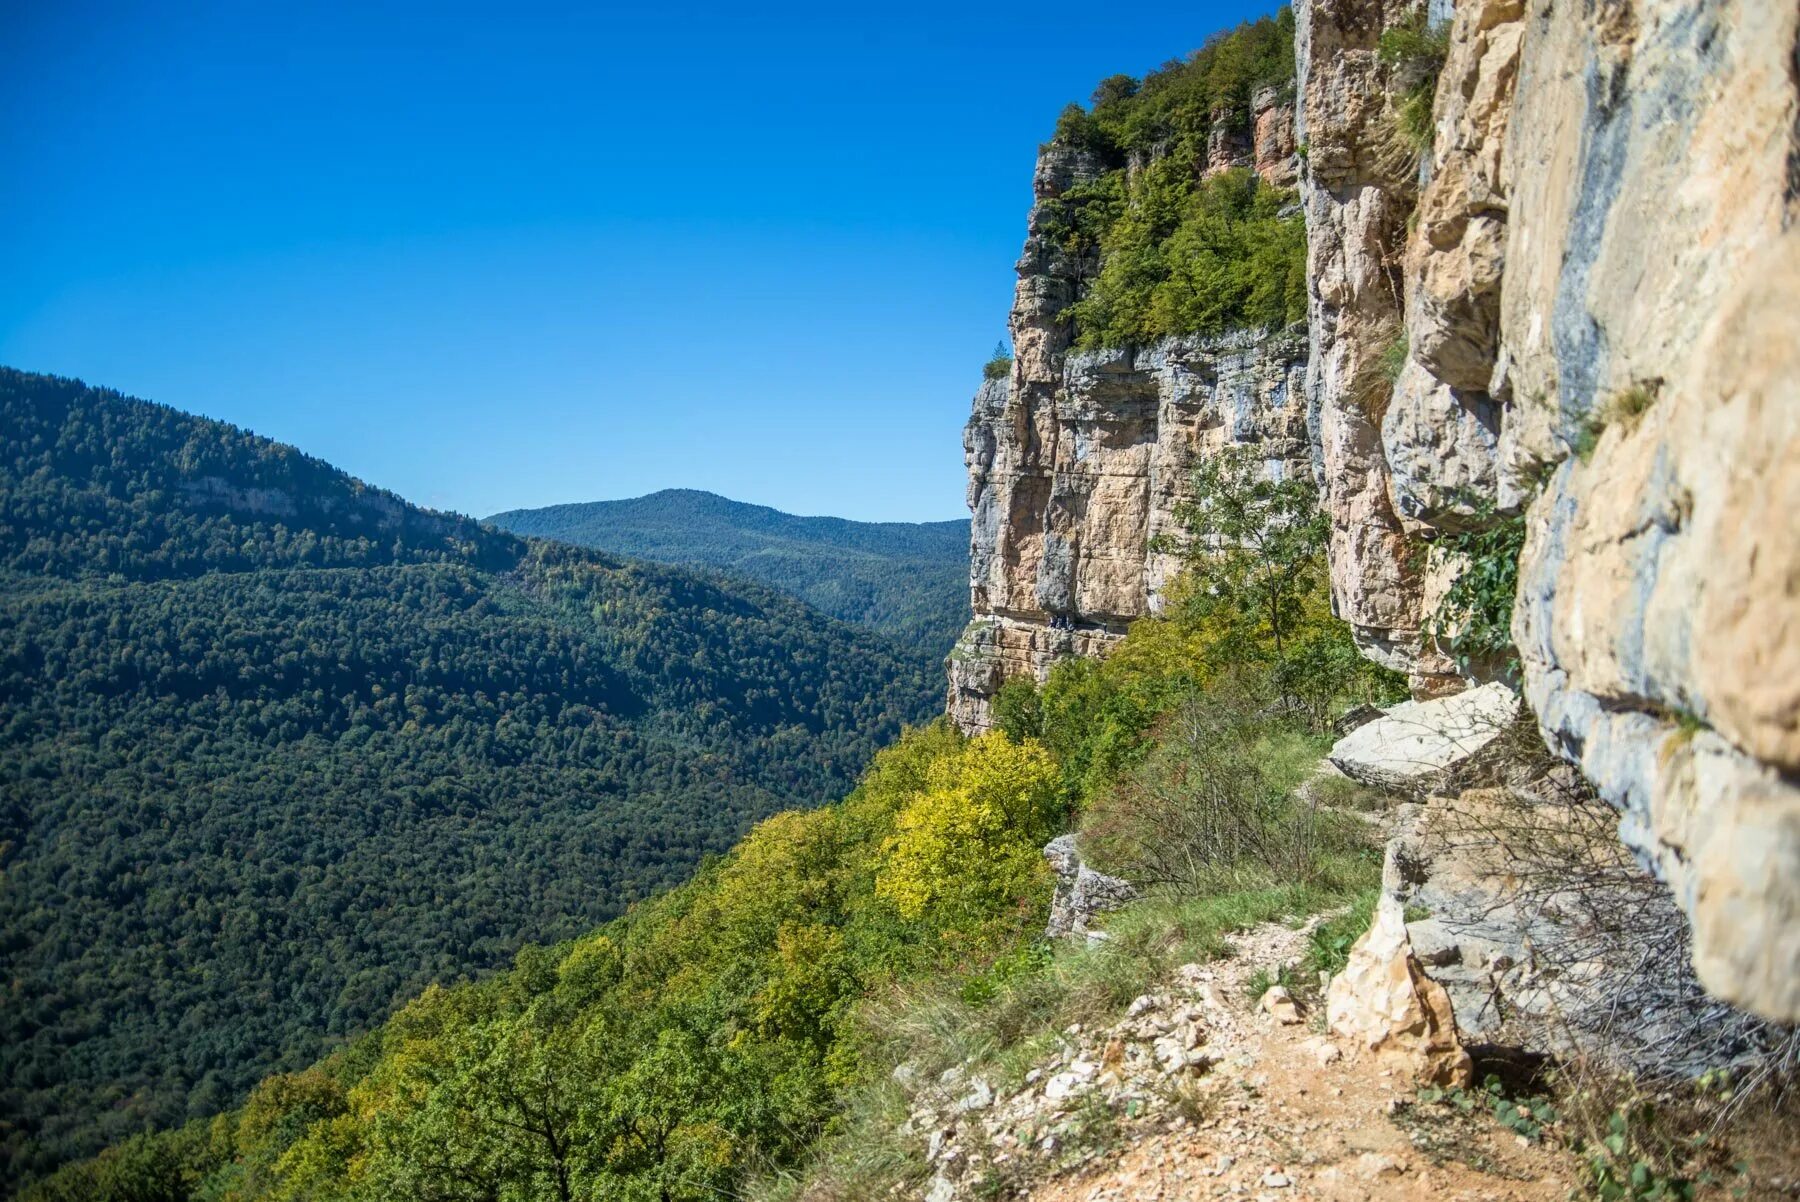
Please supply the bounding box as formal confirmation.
[0,368,939,1189]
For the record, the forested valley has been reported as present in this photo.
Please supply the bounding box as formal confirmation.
[0,369,940,1187]
[488,489,970,661]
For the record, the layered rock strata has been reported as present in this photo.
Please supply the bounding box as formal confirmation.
[949,329,1310,732]
[949,113,1306,733]
[1299,0,1800,1019]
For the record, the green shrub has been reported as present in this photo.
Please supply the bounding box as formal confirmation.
[1081,693,1370,895]
[1425,504,1528,669]
[1378,16,1450,154]
[1037,12,1306,349]
[1302,888,1378,979]
[982,341,1013,381]
[1065,168,1306,348]
[1573,383,1659,461]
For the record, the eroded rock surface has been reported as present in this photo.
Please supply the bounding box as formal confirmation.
[1326,895,1473,1087]
[947,84,1307,733]
[949,323,1310,732]
[1043,835,1138,940]
[1381,786,1777,1077]
[1299,0,1800,1019]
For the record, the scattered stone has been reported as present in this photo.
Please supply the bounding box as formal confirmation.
[1259,985,1303,1025]
[956,1078,994,1113]
[1353,1151,1406,1179]
[1044,835,1139,939]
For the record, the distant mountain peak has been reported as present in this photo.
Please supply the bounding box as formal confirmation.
[488,491,970,652]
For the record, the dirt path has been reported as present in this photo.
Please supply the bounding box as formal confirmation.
[1015,922,1582,1201]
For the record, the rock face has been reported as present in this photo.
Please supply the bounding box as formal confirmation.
[949,330,1310,731]
[946,84,1306,733]
[1298,0,1800,1020]
[1381,787,1775,1077]
[1042,835,1138,940]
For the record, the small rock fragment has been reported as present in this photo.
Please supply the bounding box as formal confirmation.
[1260,986,1303,1025]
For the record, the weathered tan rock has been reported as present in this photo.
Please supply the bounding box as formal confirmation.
[1302,0,1800,1019]
[1260,985,1304,1025]
[1254,85,1300,187]
[947,72,1306,732]
[1382,786,1776,1075]
[949,318,1309,731]
[1325,895,1472,1086]
[1296,0,1460,695]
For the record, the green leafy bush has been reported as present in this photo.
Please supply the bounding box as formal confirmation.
[1037,12,1307,349]
[1424,504,1528,668]
[1065,169,1307,348]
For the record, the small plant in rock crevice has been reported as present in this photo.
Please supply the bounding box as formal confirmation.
[1424,502,1528,671]
[1378,15,1450,154]
[1572,382,1660,462]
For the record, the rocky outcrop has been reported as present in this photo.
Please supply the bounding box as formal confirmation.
[1380,787,1777,1077]
[947,77,1306,732]
[1043,835,1138,940]
[1326,895,1473,1087]
[1299,0,1800,1020]
[949,328,1310,731]
[1327,680,1517,793]
[1295,0,1461,696]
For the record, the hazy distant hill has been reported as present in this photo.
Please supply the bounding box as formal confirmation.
[0,369,938,1186]
[487,490,970,658]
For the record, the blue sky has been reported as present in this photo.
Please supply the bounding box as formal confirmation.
[2,0,1277,521]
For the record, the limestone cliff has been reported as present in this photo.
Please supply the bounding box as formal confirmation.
[948,89,1306,733]
[1298,0,1800,1020]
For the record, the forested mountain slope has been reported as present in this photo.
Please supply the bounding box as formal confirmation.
[487,490,969,658]
[0,369,938,1187]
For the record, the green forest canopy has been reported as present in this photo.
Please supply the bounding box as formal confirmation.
[487,490,970,661]
[0,368,941,1187]
[1039,10,1308,349]
[26,419,1402,1202]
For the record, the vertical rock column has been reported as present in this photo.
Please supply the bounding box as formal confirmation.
[1296,0,1461,695]
[949,124,1310,732]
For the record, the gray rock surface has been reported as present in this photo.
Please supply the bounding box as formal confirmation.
[1327,681,1518,793]
[947,97,1307,733]
[1297,0,1800,1019]
[1043,835,1138,940]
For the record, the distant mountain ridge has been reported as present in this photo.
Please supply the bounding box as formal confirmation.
[487,489,971,657]
[0,369,938,1187]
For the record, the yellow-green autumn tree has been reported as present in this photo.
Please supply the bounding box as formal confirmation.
[876,733,1063,943]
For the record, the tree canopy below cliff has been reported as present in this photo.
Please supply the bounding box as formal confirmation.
[0,369,940,1188]
[487,490,969,662]
[1041,10,1309,349]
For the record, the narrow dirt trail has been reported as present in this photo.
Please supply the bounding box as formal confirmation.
[1020,922,1582,1202]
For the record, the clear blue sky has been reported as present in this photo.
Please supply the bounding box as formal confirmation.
[2,0,1277,521]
